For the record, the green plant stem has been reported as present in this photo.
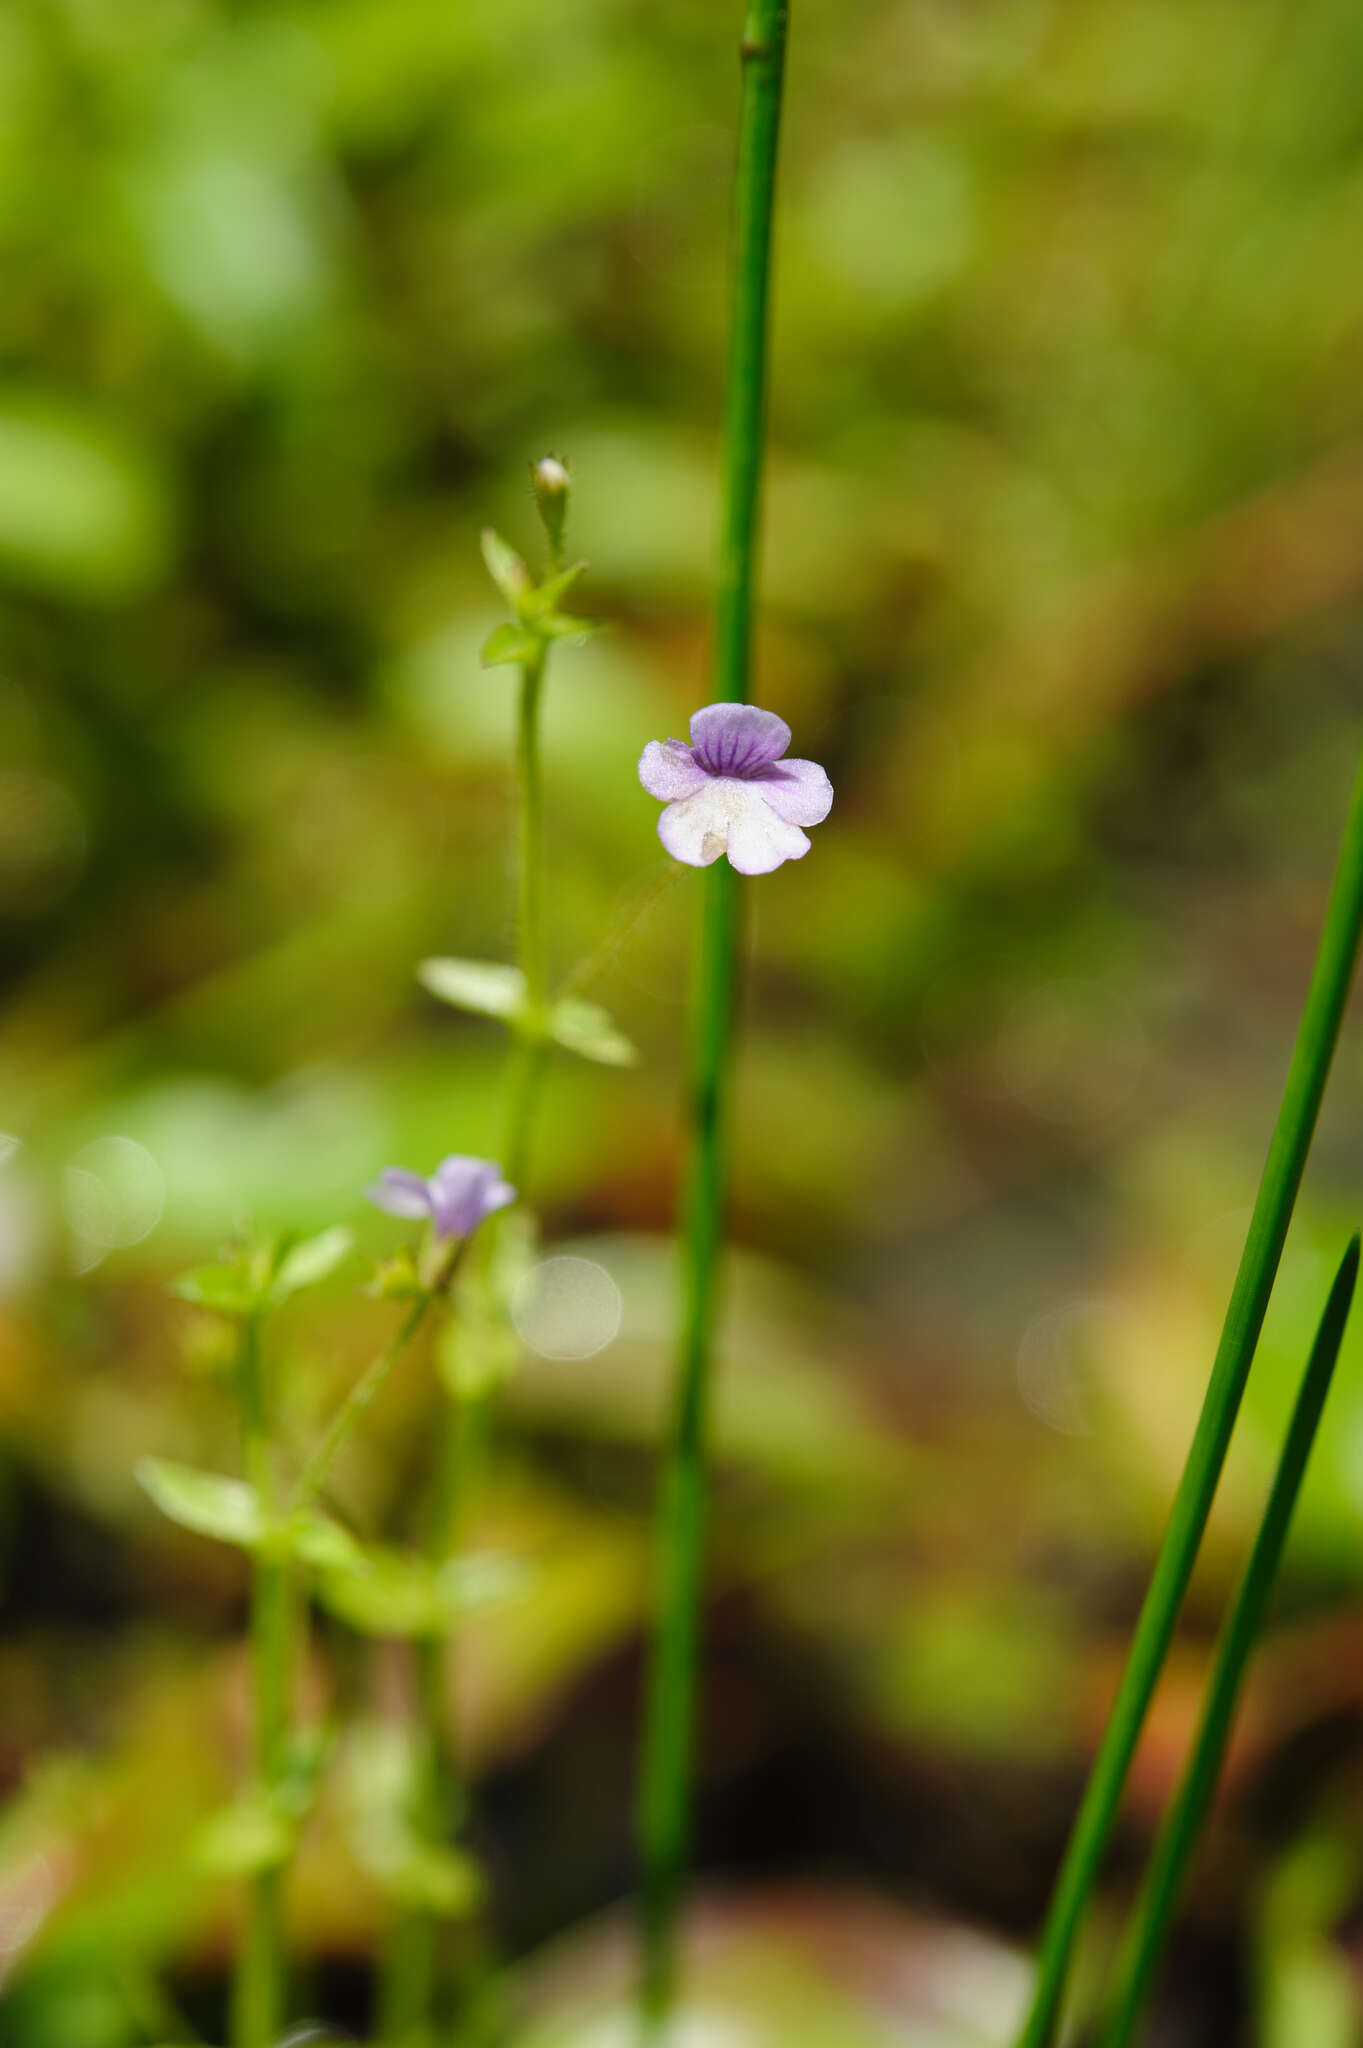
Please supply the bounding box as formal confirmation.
[1015,752,1363,2048]
[714,1,788,701]
[505,646,549,1193]
[380,1389,473,2048]
[232,1312,293,2048]
[1098,1236,1359,2048]
[636,3,788,2034]
[638,864,743,2033]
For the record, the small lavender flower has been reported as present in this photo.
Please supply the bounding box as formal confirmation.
[639,703,832,875]
[366,1155,515,1241]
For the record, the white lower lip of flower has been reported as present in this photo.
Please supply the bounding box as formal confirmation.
[660,777,810,874]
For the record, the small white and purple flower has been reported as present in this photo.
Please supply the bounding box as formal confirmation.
[366,1155,515,1242]
[638,703,832,875]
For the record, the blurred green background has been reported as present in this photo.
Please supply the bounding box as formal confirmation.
[7,0,1363,2041]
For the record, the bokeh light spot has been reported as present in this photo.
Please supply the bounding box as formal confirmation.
[63,1136,165,1270]
[512,1255,623,1361]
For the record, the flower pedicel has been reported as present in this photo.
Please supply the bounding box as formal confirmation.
[639,702,832,874]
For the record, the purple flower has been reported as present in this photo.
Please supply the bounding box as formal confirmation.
[366,1155,515,1241]
[638,704,832,875]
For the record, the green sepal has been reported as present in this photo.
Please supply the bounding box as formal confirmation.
[366,1246,426,1301]
[480,527,531,606]
[481,621,542,669]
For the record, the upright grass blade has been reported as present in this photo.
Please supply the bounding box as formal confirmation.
[635,2,789,2035]
[1015,752,1363,2048]
[1098,1235,1359,2048]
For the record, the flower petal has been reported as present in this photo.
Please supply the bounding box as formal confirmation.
[658,779,810,873]
[638,737,707,801]
[366,1169,434,1221]
[755,757,833,827]
[725,790,811,873]
[430,1155,516,1240]
[689,703,790,777]
[657,784,732,867]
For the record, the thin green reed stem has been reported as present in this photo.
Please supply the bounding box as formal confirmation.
[1098,1237,1359,2048]
[232,1312,293,2048]
[637,2,788,2033]
[1016,749,1363,2048]
[639,866,742,2031]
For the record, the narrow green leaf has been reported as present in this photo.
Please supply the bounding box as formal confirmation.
[136,1458,263,1548]
[317,1547,445,1638]
[552,995,638,1067]
[480,527,530,606]
[376,1837,484,1917]
[194,1796,296,1878]
[317,1544,526,1637]
[269,1225,353,1303]
[481,621,541,668]
[417,956,524,1022]
[522,560,587,616]
[536,611,601,643]
[171,1264,258,1316]
[437,1551,533,1611]
[287,1509,368,1575]
[1017,739,1363,2048]
[1097,1238,1360,2048]
[137,1458,364,1575]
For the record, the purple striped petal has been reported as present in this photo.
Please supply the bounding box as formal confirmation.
[689,703,791,777]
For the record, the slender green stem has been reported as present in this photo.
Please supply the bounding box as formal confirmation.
[232,1313,293,2048]
[714,2,789,704]
[381,1386,473,2048]
[639,865,743,2032]
[377,1908,436,2048]
[505,647,549,1193]
[1016,750,1363,2048]
[636,3,788,2034]
[1098,1237,1359,2048]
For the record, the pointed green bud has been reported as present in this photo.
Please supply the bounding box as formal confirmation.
[531,454,570,559]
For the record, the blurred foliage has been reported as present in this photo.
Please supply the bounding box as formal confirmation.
[6,0,1363,2040]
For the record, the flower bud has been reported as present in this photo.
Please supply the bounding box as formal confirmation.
[531,454,570,558]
